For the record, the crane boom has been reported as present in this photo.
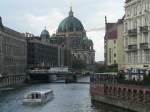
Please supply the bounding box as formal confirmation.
[86,27,105,32]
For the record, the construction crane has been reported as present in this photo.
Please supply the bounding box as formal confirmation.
[50,27,105,34]
[85,27,105,32]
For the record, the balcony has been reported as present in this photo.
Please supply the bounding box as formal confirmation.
[128,29,137,37]
[128,44,137,50]
[140,26,148,34]
[140,43,149,49]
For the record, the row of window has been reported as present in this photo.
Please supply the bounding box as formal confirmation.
[0,76,26,87]
[4,56,26,65]
[124,19,149,32]
[4,65,26,75]
[4,44,26,56]
[124,0,150,32]
[125,0,150,18]
[124,34,149,48]
[126,50,150,64]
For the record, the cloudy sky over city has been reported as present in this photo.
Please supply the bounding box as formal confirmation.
[0,0,124,61]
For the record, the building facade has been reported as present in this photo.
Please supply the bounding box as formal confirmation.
[28,8,95,70]
[26,30,70,69]
[0,17,27,87]
[104,17,118,66]
[53,7,95,66]
[124,0,150,70]
[104,17,125,70]
[117,18,125,70]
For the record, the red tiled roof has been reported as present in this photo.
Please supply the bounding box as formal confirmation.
[105,23,117,40]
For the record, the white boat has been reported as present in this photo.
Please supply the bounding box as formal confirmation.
[23,89,54,105]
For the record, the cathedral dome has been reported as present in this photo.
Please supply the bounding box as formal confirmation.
[40,28,50,38]
[57,7,85,33]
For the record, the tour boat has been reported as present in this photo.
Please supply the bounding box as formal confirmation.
[23,89,54,105]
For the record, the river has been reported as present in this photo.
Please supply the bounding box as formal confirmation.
[0,77,133,112]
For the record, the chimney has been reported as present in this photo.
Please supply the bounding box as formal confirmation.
[0,17,3,27]
[105,16,107,24]
[105,16,107,33]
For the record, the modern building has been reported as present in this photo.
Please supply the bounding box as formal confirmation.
[104,17,118,66]
[0,17,27,87]
[124,0,150,71]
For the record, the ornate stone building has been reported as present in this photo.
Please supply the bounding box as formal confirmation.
[27,8,95,70]
[26,29,71,69]
[51,7,95,65]
[0,17,27,87]
[124,0,150,70]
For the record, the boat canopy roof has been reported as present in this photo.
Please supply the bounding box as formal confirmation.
[27,89,53,95]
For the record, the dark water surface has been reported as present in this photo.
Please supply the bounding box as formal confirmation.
[0,78,133,112]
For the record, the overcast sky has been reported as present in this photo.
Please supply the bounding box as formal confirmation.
[0,0,125,61]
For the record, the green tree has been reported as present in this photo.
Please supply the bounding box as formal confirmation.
[72,59,86,70]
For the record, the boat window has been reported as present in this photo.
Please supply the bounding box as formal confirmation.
[36,93,38,99]
[32,94,35,99]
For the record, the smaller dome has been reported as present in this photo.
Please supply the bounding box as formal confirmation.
[40,29,50,38]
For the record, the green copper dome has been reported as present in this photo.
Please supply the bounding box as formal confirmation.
[40,28,50,38]
[57,7,84,33]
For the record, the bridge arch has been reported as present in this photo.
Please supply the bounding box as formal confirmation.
[113,87,117,97]
[118,88,121,98]
[145,91,150,103]
[127,89,132,101]
[138,90,144,103]
[133,89,138,102]
[109,86,112,96]
[104,86,108,95]
[122,88,126,100]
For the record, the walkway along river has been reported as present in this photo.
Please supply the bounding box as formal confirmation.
[0,77,133,112]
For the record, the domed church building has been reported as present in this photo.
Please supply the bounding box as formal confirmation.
[51,7,95,65]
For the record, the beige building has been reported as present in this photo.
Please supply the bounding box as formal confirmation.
[124,0,150,70]
[104,17,125,70]
[117,19,125,70]
[104,17,118,66]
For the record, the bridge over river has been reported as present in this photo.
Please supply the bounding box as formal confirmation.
[50,76,90,84]
[28,69,90,83]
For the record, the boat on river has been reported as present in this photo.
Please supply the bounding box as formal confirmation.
[23,89,54,105]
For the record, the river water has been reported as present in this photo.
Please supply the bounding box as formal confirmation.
[0,77,133,112]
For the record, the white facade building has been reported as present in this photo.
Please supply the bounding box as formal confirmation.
[124,0,150,70]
